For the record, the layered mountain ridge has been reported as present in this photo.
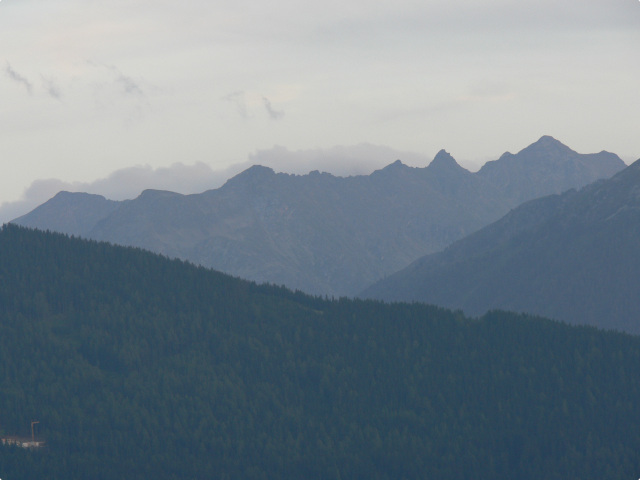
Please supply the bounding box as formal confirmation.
[361,158,640,333]
[13,136,625,296]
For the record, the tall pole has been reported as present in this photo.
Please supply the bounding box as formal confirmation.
[31,421,39,443]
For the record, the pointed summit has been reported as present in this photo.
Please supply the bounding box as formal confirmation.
[519,135,575,156]
[237,164,276,178]
[381,159,407,170]
[222,165,276,189]
[427,149,466,173]
[478,136,625,205]
[372,159,412,178]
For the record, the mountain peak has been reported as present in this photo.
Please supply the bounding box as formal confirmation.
[11,191,120,237]
[223,165,276,189]
[373,159,411,177]
[236,165,276,179]
[427,149,465,173]
[384,159,406,169]
[538,134,559,142]
[520,135,575,156]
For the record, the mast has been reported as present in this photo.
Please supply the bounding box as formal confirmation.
[31,421,39,443]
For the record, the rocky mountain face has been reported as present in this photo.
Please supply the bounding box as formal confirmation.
[13,136,625,296]
[361,159,640,333]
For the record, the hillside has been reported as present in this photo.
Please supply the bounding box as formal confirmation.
[12,136,624,296]
[362,159,640,333]
[1,225,640,478]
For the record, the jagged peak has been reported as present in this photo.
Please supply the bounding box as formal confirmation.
[427,149,465,172]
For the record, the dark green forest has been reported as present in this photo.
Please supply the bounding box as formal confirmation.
[1,224,640,479]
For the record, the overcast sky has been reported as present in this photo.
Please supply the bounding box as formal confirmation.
[1,0,639,222]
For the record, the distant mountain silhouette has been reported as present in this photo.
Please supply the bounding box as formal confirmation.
[13,136,624,296]
[477,135,623,204]
[361,158,640,333]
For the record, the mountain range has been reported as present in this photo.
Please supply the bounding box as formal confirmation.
[362,158,640,333]
[12,136,624,296]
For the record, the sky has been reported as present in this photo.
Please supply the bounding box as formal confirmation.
[1,0,639,222]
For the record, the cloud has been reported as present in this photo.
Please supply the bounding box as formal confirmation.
[246,144,433,177]
[0,162,242,225]
[41,75,62,100]
[0,179,75,225]
[85,162,234,199]
[87,61,146,98]
[114,71,144,96]
[262,97,284,120]
[0,144,435,224]
[223,92,285,120]
[5,62,33,95]
[223,91,248,119]
[102,64,145,97]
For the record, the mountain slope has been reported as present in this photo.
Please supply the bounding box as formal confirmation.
[477,135,624,204]
[12,136,625,296]
[13,191,120,236]
[362,159,640,333]
[2,225,640,479]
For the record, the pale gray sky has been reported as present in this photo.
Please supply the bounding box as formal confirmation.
[2,0,639,222]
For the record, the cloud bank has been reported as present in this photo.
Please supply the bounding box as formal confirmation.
[1,144,433,224]
[1,162,238,225]
[247,144,432,177]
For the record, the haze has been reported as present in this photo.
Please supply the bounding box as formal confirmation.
[1,0,639,223]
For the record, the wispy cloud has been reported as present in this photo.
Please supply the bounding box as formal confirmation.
[114,70,144,96]
[5,62,33,95]
[262,97,284,120]
[87,60,146,97]
[223,91,248,119]
[41,75,62,100]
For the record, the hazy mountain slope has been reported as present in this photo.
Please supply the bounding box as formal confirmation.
[14,156,507,295]
[2,225,640,479]
[477,135,624,205]
[12,191,120,237]
[12,136,625,296]
[362,159,640,333]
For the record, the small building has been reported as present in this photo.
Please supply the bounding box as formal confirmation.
[1,421,45,449]
[1,436,45,448]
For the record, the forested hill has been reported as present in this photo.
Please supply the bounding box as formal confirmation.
[1,225,640,479]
